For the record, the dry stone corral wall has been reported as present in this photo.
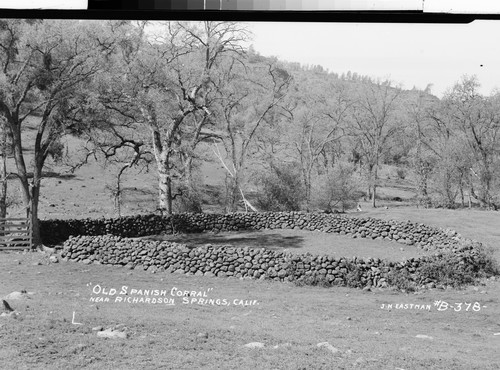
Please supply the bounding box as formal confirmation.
[41,212,462,250]
[60,234,484,289]
[40,212,492,289]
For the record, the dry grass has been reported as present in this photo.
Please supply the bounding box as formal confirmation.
[1,249,499,369]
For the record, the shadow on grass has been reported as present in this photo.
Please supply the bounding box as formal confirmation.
[145,230,304,251]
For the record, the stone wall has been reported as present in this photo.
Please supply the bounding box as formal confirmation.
[41,212,462,252]
[44,211,494,289]
[60,234,485,289]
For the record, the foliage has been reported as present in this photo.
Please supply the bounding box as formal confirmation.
[255,162,304,211]
[387,247,499,291]
[345,263,364,288]
[386,268,418,292]
[173,185,204,213]
[313,161,360,212]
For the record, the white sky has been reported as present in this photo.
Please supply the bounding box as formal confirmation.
[248,20,500,98]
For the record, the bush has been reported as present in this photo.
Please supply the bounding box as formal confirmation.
[173,185,203,213]
[345,263,364,288]
[417,255,474,288]
[314,162,359,212]
[386,268,418,292]
[458,244,500,277]
[417,247,499,288]
[255,163,304,211]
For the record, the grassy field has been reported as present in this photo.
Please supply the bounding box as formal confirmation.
[1,243,499,370]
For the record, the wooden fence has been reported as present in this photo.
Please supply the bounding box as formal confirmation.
[0,218,32,250]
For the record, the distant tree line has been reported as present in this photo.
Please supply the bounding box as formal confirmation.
[1,20,499,245]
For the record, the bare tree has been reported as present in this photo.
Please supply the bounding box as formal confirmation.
[212,55,291,212]
[405,89,440,207]
[429,76,500,209]
[349,80,402,207]
[285,80,350,210]
[445,76,499,209]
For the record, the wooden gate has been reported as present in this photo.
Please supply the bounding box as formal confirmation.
[0,218,32,250]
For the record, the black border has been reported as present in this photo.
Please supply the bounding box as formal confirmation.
[1,9,498,23]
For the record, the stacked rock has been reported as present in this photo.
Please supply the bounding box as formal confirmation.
[41,212,460,252]
[60,231,487,289]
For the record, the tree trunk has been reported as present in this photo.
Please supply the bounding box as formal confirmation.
[183,156,194,189]
[29,182,41,247]
[157,161,173,214]
[114,169,124,217]
[0,121,6,240]
[152,127,174,215]
[28,152,45,247]
[10,123,35,245]
[226,174,239,213]
[459,183,465,208]
[300,168,309,211]
[416,159,431,208]
[371,165,378,208]
[305,169,313,212]
[0,121,7,219]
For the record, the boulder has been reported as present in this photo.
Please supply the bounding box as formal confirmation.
[96,328,128,339]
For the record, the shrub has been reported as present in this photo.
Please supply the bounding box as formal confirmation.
[174,188,203,213]
[255,162,304,211]
[386,268,418,292]
[460,244,500,277]
[314,162,359,212]
[417,255,474,288]
[345,263,364,288]
[417,247,499,288]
